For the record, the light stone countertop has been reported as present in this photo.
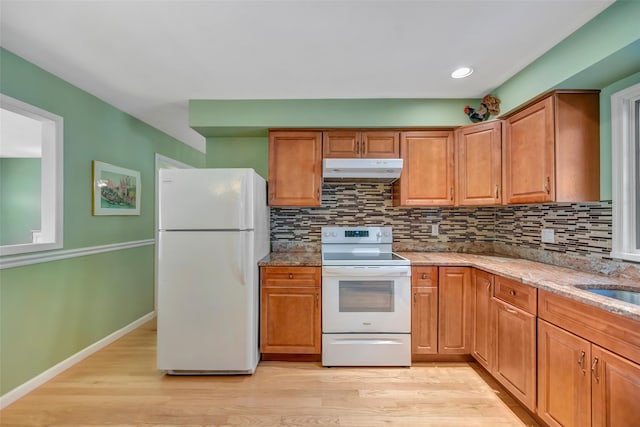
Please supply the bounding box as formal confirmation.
[399,252,640,322]
[258,251,640,322]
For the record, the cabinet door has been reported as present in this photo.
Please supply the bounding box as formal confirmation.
[260,286,321,354]
[361,131,400,158]
[537,319,591,427]
[591,345,640,427]
[503,96,555,204]
[492,297,537,411]
[393,131,454,206]
[323,131,359,158]
[268,131,322,206]
[412,286,438,355]
[471,269,493,370]
[438,267,472,354]
[455,121,502,206]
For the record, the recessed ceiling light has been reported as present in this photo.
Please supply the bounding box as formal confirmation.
[451,67,474,79]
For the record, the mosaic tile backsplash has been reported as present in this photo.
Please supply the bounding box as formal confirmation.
[270,183,637,278]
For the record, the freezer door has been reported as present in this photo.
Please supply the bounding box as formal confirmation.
[157,230,258,373]
[159,168,257,230]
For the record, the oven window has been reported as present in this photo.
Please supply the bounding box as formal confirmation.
[338,280,394,312]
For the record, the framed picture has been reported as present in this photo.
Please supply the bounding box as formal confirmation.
[92,161,141,215]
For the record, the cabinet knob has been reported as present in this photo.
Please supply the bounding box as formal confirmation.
[288,273,293,279]
[509,289,517,296]
[422,273,429,279]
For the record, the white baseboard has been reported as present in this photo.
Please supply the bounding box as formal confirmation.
[0,311,155,410]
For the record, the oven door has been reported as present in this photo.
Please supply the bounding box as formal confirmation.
[322,266,411,333]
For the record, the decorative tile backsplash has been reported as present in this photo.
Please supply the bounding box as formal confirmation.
[270,183,635,277]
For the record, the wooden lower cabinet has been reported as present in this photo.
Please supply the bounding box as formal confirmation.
[471,269,493,371]
[438,267,472,354]
[538,319,591,427]
[260,267,321,355]
[538,319,640,427]
[592,345,640,427]
[493,297,537,412]
[411,266,438,355]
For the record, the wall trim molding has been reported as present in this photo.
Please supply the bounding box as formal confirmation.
[0,239,155,269]
[0,311,155,410]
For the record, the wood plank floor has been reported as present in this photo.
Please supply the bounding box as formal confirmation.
[1,320,540,426]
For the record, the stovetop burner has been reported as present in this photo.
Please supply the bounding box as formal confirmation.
[321,226,409,266]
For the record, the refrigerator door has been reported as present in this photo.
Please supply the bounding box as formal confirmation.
[159,168,256,231]
[157,230,258,373]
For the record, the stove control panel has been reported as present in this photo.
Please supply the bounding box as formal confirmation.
[321,226,392,244]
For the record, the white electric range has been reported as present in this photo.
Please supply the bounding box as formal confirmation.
[321,226,411,367]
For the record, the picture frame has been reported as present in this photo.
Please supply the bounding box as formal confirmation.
[92,161,141,215]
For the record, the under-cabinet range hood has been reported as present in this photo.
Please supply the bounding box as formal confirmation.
[322,158,403,183]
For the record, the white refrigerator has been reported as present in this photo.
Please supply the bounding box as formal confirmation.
[157,168,269,374]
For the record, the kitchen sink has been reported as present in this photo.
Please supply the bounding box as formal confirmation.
[576,285,640,306]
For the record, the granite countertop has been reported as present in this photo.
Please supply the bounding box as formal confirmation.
[400,252,640,322]
[258,252,321,267]
[259,250,640,322]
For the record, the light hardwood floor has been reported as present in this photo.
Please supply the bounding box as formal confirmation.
[1,320,540,426]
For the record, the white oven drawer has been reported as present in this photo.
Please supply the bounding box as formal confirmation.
[322,334,411,367]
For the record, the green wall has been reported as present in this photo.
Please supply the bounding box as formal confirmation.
[0,158,41,245]
[598,71,640,200]
[0,246,153,395]
[206,137,269,179]
[0,48,206,396]
[494,0,640,115]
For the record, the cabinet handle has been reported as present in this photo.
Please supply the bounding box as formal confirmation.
[509,289,517,296]
[413,292,417,303]
[578,350,586,370]
[421,273,429,280]
[355,140,360,155]
[503,306,518,315]
[288,273,293,279]
[361,140,366,155]
[315,293,319,307]
[495,184,499,199]
[486,282,491,292]
[450,187,454,200]
[591,357,600,383]
[545,176,551,194]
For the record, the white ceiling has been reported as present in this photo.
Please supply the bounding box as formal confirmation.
[0,0,614,153]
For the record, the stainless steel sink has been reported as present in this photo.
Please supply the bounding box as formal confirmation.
[576,286,640,306]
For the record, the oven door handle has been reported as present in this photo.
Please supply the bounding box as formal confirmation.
[322,266,411,277]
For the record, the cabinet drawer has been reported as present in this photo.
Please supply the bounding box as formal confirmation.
[412,266,438,287]
[261,267,320,287]
[494,275,537,314]
[538,290,640,365]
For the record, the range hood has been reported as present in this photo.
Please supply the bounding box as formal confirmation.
[322,158,403,183]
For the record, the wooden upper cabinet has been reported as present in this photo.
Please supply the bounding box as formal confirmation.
[503,90,600,204]
[393,130,455,206]
[268,131,322,206]
[323,130,399,158]
[455,121,502,206]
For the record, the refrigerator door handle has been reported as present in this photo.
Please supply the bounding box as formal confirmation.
[237,233,247,286]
